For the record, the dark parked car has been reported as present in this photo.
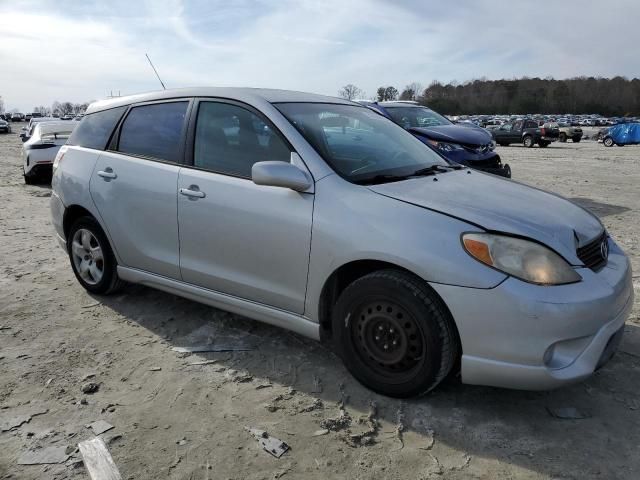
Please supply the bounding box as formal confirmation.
[491,119,559,148]
[359,101,511,177]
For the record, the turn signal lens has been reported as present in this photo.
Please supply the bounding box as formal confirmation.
[462,238,493,265]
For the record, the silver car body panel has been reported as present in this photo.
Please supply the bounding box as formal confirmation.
[177,167,314,314]
[368,171,604,262]
[50,87,634,391]
[117,266,320,340]
[90,151,181,279]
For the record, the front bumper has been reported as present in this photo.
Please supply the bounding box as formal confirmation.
[431,237,633,390]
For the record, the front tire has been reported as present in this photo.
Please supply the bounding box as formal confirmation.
[572,136,581,143]
[603,137,614,147]
[559,133,567,142]
[332,270,459,398]
[67,216,124,294]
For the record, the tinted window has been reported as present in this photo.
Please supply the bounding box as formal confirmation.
[276,103,448,184]
[193,102,291,178]
[118,102,188,162]
[67,106,126,150]
[384,106,452,128]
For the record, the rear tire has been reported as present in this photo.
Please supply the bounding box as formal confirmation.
[332,269,459,397]
[24,174,36,185]
[523,136,534,148]
[538,140,549,148]
[67,216,124,295]
[572,136,581,143]
[559,133,567,142]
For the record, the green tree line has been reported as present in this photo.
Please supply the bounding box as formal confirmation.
[341,77,640,116]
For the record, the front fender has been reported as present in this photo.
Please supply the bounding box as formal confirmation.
[304,175,506,322]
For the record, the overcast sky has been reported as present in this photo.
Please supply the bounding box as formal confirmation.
[1,0,639,111]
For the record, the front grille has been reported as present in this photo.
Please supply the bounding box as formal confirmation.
[576,231,608,271]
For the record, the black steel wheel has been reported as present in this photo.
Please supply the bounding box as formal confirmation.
[332,270,459,397]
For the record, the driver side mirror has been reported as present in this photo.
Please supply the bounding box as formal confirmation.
[252,161,312,192]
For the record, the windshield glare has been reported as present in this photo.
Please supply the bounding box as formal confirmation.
[275,103,448,183]
[384,106,452,128]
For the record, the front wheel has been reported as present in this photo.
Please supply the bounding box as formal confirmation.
[332,270,459,397]
[67,216,124,294]
[559,133,567,142]
[603,137,614,147]
[523,136,534,148]
[572,136,581,143]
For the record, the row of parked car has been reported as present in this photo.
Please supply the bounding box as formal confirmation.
[454,114,639,128]
[1,112,84,122]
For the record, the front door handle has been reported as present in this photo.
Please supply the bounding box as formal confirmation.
[97,168,117,180]
[179,185,206,199]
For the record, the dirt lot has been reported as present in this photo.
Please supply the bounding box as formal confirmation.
[1,125,639,480]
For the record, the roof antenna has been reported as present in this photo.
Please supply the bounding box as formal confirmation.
[145,53,166,90]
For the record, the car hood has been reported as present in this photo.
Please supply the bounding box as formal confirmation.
[367,170,603,265]
[408,125,492,146]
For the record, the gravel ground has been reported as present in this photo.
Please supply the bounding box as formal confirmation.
[1,125,639,480]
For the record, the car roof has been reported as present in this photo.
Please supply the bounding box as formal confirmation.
[85,87,357,115]
[36,122,77,135]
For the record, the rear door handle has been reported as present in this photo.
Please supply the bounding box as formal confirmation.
[179,186,206,199]
[97,168,117,180]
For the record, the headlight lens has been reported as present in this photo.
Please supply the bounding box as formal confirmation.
[427,139,464,152]
[462,233,581,285]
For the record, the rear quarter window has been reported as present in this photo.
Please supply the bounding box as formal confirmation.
[67,106,126,150]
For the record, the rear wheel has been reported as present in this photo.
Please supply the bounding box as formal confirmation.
[572,136,581,143]
[332,270,459,397]
[538,140,549,148]
[523,136,534,148]
[67,216,124,294]
[559,133,567,142]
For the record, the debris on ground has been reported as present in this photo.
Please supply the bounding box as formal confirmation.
[345,401,379,447]
[392,402,406,451]
[312,429,329,436]
[18,446,70,465]
[78,436,122,480]
[0,409,48,432]
[299,398,323,413]
[320,401,352,432]
[188,360,217,366]
[81,382,99,394]
[171,343,253,353]
[245,427,290,458]
[149,367,162,371]
[546,407,592,419]
[86,420,114,435]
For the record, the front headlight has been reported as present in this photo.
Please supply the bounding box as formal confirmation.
[427,139,464,152]
[462,233,581,285]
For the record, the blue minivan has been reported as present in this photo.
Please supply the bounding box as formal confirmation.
[359,101,511,177]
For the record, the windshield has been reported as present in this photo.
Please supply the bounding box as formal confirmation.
[275,103,449,184]
[384,106,452,128]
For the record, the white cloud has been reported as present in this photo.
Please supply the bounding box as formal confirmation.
[1,0,639,111]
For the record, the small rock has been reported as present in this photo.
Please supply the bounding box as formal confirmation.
[81,382,99,394]
[149,367,162,372]
[313,429,329,436]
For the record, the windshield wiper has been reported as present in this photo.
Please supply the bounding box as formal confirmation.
[412,164,463,176]
[357,164,464,185]
[356,174,412,185]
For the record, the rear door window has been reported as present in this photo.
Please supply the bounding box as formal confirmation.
[118,102,189,163]
[67,106,126,150]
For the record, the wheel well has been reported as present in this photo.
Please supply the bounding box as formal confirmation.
[62,205,94,239]
[318,260,453,342]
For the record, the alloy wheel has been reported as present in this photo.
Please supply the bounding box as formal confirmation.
[71,228,105,285]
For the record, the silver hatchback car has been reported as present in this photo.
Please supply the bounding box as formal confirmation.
[50,88,633,397]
